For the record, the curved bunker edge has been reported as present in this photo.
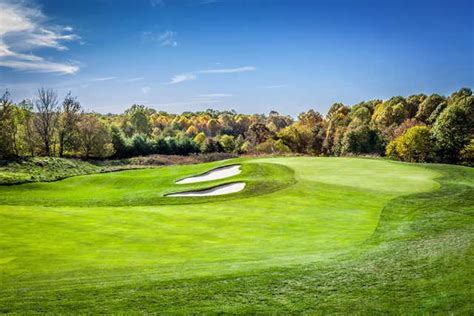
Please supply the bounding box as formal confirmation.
[165,182,246,197]
[176,164,242,184]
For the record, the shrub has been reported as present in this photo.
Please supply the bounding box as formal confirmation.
[111,125,132,158]
[130,134,153,156]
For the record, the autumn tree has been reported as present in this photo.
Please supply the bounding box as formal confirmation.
[372,97,410,132]
[206,119,221,137]
[459,139,474,166]
[324,103,350,155]
[124,104,153,136]
[193,132,207,145]
[415,94,445,124]
[432,89,473,162]
[219,135,236,153]
[185,125,198,137]
[78,115,112,158]
[278,124,312,153]
[246,122,274,146]
[267,110,293,132]
[386,126,434,162]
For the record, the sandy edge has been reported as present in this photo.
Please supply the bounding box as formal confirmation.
[165,182,246,197]
[176,165,241,184]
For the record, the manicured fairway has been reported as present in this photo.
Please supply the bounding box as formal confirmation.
[0,157,472,313]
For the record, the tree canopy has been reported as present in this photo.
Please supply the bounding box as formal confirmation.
[0,87,472,166]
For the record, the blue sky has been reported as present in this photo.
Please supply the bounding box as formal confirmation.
[0,0,472,116]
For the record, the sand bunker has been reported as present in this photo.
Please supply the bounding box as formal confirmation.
[176,165,241,184]
[166,182,245,197]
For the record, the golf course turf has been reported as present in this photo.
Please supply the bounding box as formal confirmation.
[0,157,472,313]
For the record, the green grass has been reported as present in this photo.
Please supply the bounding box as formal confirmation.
[0,157,472,313]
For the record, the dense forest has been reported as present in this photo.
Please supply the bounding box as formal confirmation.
[0,87,472,165]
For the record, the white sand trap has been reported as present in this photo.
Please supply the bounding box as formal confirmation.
[166,182,245,197]
[176,164,241,184]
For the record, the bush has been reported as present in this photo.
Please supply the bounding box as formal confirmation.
[111,125,132,158]
[130,134,153,156]
[175,137,200,155]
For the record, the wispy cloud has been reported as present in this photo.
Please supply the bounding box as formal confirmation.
[143,30,177,47]
[92,76,116,81]
[122,77,144,82]
[169,73,197,84]
[0,0,80,74]
[198,66,256,74]
[0,59,79,74]
[158,31,177,47]
[168,66,256,84]
[142,86,151,94]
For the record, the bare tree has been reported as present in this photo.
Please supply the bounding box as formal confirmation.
[17,99,37,156]
[34,88,59,156]
[58,92,82,157]
[0,90,17,158]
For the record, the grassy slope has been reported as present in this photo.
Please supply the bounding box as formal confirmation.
[0,154,219,186]
[0,157,472,313]
[0,157,106,184]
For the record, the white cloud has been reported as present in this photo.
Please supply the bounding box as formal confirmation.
[143,30,177,47]
[168,66,256,84]
[168,73,196,84]
[0,0,80,74]
[198,66,256,74]
[0,59,78,74]
[197,93,233,97]
[92,76,116,81]
[142,86,151,94]
[158,31,177,47]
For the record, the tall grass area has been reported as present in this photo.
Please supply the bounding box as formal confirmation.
[0,157,105,185]
[0,153,237,185]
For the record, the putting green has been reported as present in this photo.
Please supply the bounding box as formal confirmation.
[0,157,440,300]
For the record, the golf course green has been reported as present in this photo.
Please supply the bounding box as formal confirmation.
[0,157,472,313]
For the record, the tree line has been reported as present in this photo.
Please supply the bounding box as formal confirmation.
[0,87,472,165]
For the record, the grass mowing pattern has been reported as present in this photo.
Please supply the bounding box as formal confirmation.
[0,157,471,313]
